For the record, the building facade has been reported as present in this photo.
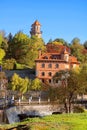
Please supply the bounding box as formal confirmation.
[35,44,79,84]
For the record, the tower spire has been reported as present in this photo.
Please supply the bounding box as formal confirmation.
[30,20,42,38]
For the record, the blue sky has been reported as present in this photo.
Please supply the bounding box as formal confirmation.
[0,0,87,44]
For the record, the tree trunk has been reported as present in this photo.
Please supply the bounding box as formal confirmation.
[69,102,72,113]
[68,93,73,113]
[64,102,68,113]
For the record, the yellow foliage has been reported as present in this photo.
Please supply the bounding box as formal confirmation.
[52,41,63,45]
[0,48,5,60]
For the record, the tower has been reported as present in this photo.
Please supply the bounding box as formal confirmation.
[63,47,69,62]
[30,20,42,38]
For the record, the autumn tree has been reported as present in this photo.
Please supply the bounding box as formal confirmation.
[84,41,87,49]
[9,31,30,60]
[0,31,8,53]
[10,73,31,95]
[6,33,13,58]
[52,68,87,113]
[7,32,46,68]
[2,58,16,70]
[31,78,42,91]
[0,34,3,46]
[0,48,5,62]
[25,36,46,68]
[70,37,84,62]
[53,38,68,46]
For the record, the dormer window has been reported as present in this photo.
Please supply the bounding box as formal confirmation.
[44,56,48,59]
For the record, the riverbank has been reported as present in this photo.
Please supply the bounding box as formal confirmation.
[0,113,87,130]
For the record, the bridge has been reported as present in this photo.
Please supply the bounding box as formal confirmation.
[0,98,62,124]
[6,103,61,124]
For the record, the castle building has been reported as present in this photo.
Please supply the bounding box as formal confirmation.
[35,44,79,84]
[30,20,42,38]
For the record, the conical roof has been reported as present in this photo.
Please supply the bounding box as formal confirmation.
[32,20,41,26]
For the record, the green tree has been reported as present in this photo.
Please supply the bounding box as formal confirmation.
[53,38,68,46]
[80,64,87,92]
[31,78,42,91]
[10,73,31,94]
[84,41,87,49]
[6,33,13,58]
[0,34,3,46]
[52,68,86,113]
[24,36,46,68]
[70,37,84,62]
[9,31,30,60]
[2,58,16,70]
[0,48,5,62]
[30,35,45,50]
[0,31,8,52]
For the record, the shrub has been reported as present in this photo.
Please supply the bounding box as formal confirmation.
[2,58,16,70]
[73,106,85,113]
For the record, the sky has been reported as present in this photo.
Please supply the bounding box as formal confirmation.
[0,0,87,44]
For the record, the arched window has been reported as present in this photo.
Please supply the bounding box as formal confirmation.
[42,79,44,83]
[49,79,51,83]
[56,79,58,83]
[44,56,48,59]
[48,63,52,68]
[42,63,45,68]
[42,72,45,76]
[55,64,59,68]
[48,72,52,76]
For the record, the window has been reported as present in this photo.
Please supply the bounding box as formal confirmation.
[42,63,45,68]
[42,79,44,83]
[55,64,59,68]
[49,79,51,83]
[42,72,45,76]
[44,56,48,59]
[48,63,52,68]
[48,72,52,76]
[56,79,58,83]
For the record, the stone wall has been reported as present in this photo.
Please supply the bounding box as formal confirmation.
[6,104,60,124]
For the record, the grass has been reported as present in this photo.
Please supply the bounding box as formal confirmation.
[16,63,27,69]
[1,113,87,130]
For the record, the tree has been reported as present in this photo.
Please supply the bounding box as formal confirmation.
[84,41,87,49]
[52,68,87,113]
[7,33,13,42]
[53,38,68,46]
[0,34,3,46]
[71,37,81,45]
[0,48,5,62]
[10,73,31,95]
[23,36,46,68]
[80,64,87,92]
[9,31,30,60]
[70,37,84,62]
[31,78,42,91]
[2,58,16,70]
[0,31,8,52]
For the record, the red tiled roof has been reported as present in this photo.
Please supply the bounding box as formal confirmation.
[69,56,79,64]
[46,43,70,53]
[36,44,79,64]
